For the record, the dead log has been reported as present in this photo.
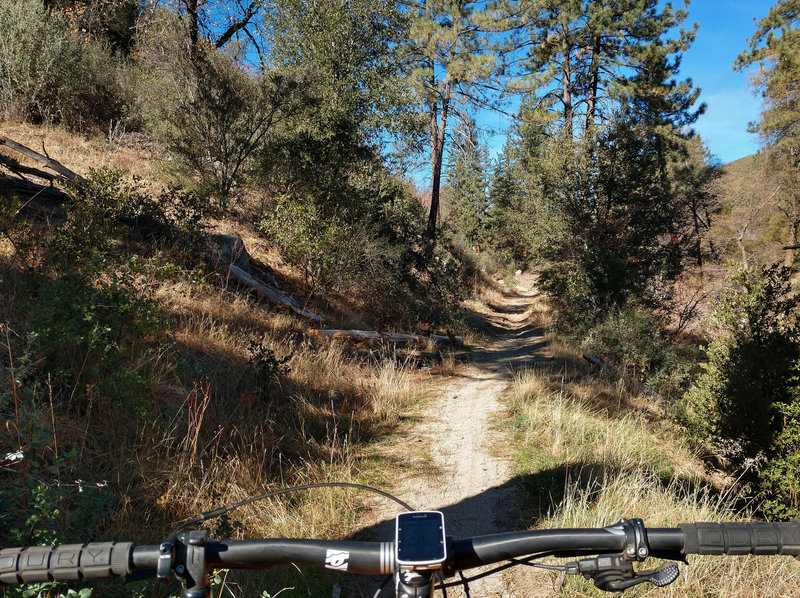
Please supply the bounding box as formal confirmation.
[208,234,252,273]
[311,329,464,350]
[582,353,665,405]
[0,136,86,183]
[0,154,58,182]
[228,264,328,324]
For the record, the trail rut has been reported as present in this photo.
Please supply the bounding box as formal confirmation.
[356,288,547,597]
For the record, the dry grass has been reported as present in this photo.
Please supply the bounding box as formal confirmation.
[1,120,161,189]
[506,355,800,597]
[1,223,428,597]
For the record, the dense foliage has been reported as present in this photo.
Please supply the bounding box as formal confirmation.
[681,266,800,517]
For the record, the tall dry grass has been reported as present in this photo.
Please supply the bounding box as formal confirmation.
[506,363,800,597]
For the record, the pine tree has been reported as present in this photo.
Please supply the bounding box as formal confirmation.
[735,0,800,267]
[446,123,491,251]
[501,0,705,326]
[519,0,698,136]
[403,0,511,239]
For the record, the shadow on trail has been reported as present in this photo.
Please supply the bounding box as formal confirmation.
[350,462,710,596]
[352,461,714,545]
[468,334,548,376]
[486,301,532,316]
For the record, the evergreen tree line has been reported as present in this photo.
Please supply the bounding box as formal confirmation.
[441,0,800,518]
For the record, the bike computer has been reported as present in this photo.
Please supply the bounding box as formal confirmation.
[395,511,447,568]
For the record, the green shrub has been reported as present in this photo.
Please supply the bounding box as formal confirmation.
[681,265,800,518]
[56,169,146,262]
[134,18,295,209]
[58,37,130,131]
[15,169,202,411]
[0,372,116,597]
[259,193,369,292]
[0,0,129,129]
[55,168,209,267]
[27,258,166,409]
[582,307,701,398]
[248,340,292,400]
[0,0,76,122]
[760,392,800,519]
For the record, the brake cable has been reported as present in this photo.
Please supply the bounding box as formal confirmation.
[436,552,555,589]
[171,482,415,536]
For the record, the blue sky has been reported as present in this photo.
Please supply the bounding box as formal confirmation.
[475,0,777,171]
[682,0,775,164]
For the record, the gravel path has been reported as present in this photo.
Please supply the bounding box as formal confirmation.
[356,289,546,597]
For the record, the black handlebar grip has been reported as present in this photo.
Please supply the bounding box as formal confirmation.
[0,542,132,585]
[680,521,800,556]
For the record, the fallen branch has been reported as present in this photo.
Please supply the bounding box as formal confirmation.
[582,353,665,405]
[0,136,86,183]
[228,264,328,324]
[311,329,464,350]
[0,154,58,182]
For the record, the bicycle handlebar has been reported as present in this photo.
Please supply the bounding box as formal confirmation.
[2,520,799,588]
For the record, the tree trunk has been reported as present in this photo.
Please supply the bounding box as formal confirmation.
[585,34,601,131]
[561,30,573,137]
[186,0,199,60]
[786,216,799,268]
[427,78,451,238]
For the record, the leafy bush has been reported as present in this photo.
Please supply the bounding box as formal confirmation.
[681,265,800,517]
[134,16,296,209]
[56,169,146,262]
[1,356,117,597]
[259,193,370,292]
[760,393,800,519]
[248,340,292,400]
[27,259,165,409]
[11,169,208,411]
[582,307,701,398]
[53,168,209,267]
[58,37,130,131]
[0,0,76,122]
[0,0,128,129]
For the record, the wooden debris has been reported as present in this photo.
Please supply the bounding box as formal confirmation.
[311,328,464,350]
[0,136,86,183]
[228,264,328,324]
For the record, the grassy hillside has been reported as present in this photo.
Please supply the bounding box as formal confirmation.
[0,121,462,596]
[711,153,794,269]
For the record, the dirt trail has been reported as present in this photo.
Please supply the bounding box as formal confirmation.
[357,287,547,597]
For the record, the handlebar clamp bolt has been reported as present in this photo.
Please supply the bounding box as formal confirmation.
[626,547,636,557]
[638,547,648,559]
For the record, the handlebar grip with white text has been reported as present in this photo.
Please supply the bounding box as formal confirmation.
[0,542,132,584]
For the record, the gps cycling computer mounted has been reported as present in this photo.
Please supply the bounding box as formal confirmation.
[394,511,447,568]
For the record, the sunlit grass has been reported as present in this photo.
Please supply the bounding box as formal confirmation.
[505,361,800,597]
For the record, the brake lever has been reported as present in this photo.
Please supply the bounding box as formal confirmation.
[605,562,680,591]
[565,554,680,593]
